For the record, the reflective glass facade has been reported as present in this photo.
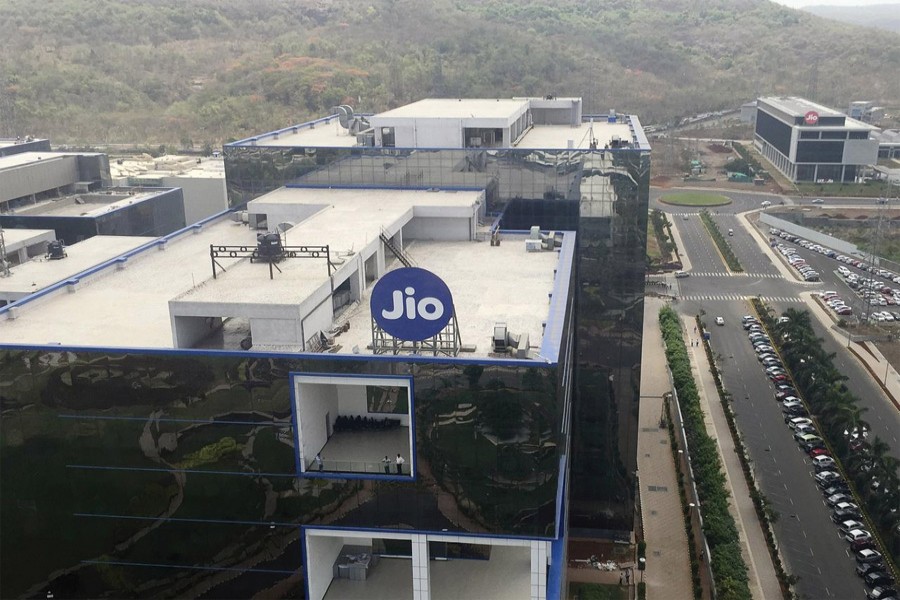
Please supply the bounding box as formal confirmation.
[0,136,649,598]
[0,350,563,597]
[224,142,651,537]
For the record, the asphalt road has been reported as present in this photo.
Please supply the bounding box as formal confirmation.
[665,199,872,599]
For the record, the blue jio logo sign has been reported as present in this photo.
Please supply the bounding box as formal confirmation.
[371,268,454,341]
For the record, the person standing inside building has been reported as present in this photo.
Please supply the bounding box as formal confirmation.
[395,453,405,475]
[315,453,323,471]
[382,455,392,474]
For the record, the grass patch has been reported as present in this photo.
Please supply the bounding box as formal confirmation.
[659,192,732,207]
[795,180,895,198]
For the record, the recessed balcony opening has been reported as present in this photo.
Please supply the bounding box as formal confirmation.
[292,374,414,478]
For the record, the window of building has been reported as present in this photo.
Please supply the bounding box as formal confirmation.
[799,131,819,140]
[291,374,414,478]
[849,131,869,140]
[821,131,847,140]
[381,127,395,148]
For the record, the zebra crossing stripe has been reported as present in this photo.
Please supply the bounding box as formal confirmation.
[689,272,783,279]
[679,295,805,303]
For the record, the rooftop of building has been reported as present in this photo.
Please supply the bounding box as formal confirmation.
[230,97,647,151]
[0,235,154,299]
[758,96,878,130]
[874,129,900,144]
[0,187,570,361]
[377,98,530,120]
[0,151,105,172]
[110,154,225,181]
[1,228,55,251]
[11,187,177,219]
[0,137,49,149]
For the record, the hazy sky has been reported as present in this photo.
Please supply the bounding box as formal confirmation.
[771,0,893,6]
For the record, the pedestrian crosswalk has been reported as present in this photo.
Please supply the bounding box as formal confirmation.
[680,294,805,303]
[689,271,783,279]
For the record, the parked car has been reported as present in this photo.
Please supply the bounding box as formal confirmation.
[857,549,883,564]
[799,434,824,451]
[811,455,835,470]
[866,587,898,600]
[815,470,842,487]
[852,537,877,552]
[839,519,867,535]
[865,572,896,589]
[787,417,812,429]
[858,562,886,578]
[832,507,862,523]
[845,528,872,543]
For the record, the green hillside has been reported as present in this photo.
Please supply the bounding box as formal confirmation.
[0,0,897,145]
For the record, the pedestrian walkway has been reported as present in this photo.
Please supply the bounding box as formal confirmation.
[681,294,804,303]
[679,312,783,600]
[637,297,693,600]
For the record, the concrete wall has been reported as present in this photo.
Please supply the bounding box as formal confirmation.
[299,293,336,348]
[1,156,78,204]
[402,216,472,241]
[251,316,302,346]
[171,316,222,348]
[843,138,879,165]
[306,534,345,600]
[295,382,338,471]
[414,120,465,148]
[336,383,367,417]
[162,176,228,225]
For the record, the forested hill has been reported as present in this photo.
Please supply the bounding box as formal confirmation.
[0,0,898,146]
[803,4,900,33]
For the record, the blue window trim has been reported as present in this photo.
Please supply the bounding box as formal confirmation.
[290,372,417,482]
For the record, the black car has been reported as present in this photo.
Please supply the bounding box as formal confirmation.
[866,572,896,589]
[832,508,862,523]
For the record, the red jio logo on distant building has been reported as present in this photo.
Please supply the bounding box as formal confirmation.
[804,111,819,125]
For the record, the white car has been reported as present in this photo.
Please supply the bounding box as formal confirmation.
[761,201,772,208]
[715,317,725,326]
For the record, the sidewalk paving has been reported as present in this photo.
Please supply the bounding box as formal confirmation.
[679,312,783,600]
[637,297,693,600]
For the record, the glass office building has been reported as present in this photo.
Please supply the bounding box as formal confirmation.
[0,98,649,599]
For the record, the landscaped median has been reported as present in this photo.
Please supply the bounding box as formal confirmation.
[659,192,732,207]
[659,306,752,600]
[699,210,743,272]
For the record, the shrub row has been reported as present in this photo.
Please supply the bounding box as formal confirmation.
[699,210,743,272]
[659,307,752,600]
[697,314,794,599]
[752,300,900,574]
[649,209,679,263]
[667,396,703,598]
